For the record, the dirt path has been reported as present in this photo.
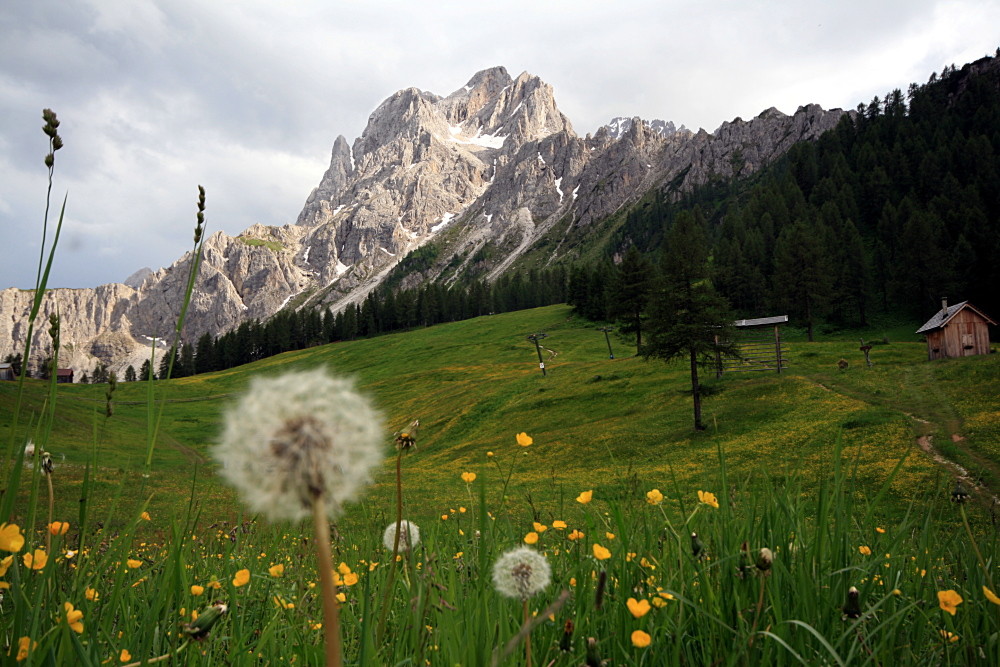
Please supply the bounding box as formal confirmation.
[807,375,1000,505]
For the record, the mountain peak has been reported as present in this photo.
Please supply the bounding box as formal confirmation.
[463,66,512,93]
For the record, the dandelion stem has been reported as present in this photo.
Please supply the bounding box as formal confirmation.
[523,598,532,667]
[120,640,190,667]
[747,573,767,650]
[312,496,343,667]
[490,590,570,667]
[376,450,404,644]
[45,471,54,554]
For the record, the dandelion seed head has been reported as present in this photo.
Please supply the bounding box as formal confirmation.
[214,368,383,521]
[383,520,421,552]
[492,546,550,600]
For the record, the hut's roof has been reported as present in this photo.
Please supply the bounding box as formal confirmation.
[733,315,788,328]
[916,301,997,333]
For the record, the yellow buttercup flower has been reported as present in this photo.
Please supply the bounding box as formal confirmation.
[48,521,70,536]
[605,532,615,540]
[858,546,872,556]
[523,532,539,545]
[532,522,547,533]
[233,569,251,587]
[552,520,567,529]
[16,637,36,662]
[85,587,99,601]
[627,597,651,618]
[984,585,1000,606]
[486,451,494,457]
[592,543,611,560]
[342,572,359,586]
[0,523,25,553]
[576,490,593,504]
[269,564,285,577]
[646,489,664,505]
[64,602,84,634]
[567,529,585,541]
[516,432,533,447]
[631,630,651,648]
[140,512,151,521]
[937,589,962,615]
[120,649,132,662]
[126,559,142,569]
[23,549,47,570]
[0,554,13,576]
[190,585,204,596]
[697,490,719,508]
[939,629,959,643]
[461,472,477,483]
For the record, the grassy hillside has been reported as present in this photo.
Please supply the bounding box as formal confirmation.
[6,304,1000,665]
[4,304,997,531]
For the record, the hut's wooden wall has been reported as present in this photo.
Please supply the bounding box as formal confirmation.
[926,309,992,360]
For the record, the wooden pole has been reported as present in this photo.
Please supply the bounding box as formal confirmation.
[774,325,782,374]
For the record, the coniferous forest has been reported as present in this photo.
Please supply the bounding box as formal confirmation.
[575,54,1000,336]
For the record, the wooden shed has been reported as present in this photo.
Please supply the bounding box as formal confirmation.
[0,363,15,381]
[56,368,74,384]
[916,299,996,360]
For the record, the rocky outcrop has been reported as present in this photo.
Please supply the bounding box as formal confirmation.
[0,66,850,379]
[605,117,684,139]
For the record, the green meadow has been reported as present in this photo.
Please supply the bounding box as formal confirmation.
[3,304,1000,664]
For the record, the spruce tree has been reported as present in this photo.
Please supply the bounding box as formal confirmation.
[643,212,737,431]
[609,246,652,354]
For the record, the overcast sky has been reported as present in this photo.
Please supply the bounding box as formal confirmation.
[2,0,997,290]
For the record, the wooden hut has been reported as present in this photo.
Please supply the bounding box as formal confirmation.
[0,362,15,381]
[916,299,996,360]
[56,368,74,384]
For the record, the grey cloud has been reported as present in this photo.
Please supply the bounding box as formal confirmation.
[2,0,998,289]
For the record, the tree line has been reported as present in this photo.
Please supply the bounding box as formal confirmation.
[106,268,570,381]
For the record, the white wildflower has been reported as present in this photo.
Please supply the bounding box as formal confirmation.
[492,546,551,600]
[213,367,383,521]
[383,520,420,552]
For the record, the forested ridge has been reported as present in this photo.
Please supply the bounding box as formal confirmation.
[574,52,1000,335]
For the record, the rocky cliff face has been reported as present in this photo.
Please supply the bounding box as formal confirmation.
[0,66,848,378]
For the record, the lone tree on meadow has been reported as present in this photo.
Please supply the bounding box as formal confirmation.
[643,211,738,431]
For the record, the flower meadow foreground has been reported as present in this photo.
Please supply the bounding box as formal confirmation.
[3,361,1000,664]
[4,405,1000,665]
